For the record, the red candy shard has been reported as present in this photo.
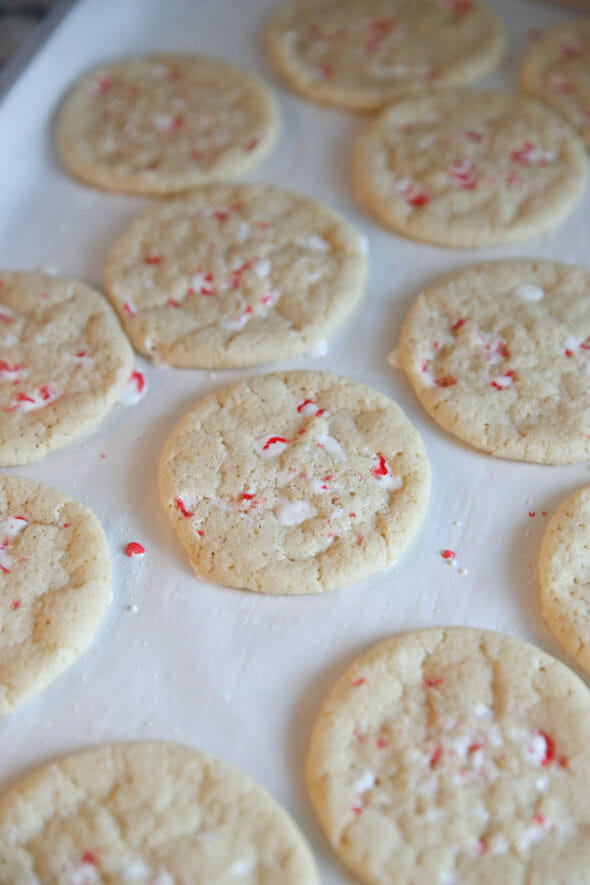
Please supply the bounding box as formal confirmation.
[371,454,388,477]
[429,744,443,768]
[408,192,430,208]
[174,496,194,518]
[352,677,366,687]
[262,435,289,450]
[144,255,162,265]
[423,676,444,688]
[10,599,21,610]
[125,542,146,557]
[441,549,455,559]
[82,849,98,865]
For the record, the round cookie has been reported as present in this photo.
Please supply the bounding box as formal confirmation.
[0,474,111,716]
[398,259,590,463]
[104,183,368,368]
[55,53,279,195]
[0,741,319,883]
[266,0,505,111]
[353,90,587,247]
[539,485,590,674]
[159,371,430,595]
[307,627,590,885]
[0,271,134,465]
[521,19,590,151]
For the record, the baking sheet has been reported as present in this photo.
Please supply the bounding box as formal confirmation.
[0,0,588,880]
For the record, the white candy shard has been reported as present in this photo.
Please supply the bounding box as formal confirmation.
[512,283,544,302]
[275,498,317,526]
[316,434,346,461]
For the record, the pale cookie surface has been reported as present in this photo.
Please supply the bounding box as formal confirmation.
[307,627,590,885]
[159,371,430,595]
[266,0,505,111]
[521,19,590,150]
[354,90,587,247]
[0,474,111,716]
[539,485,590,674]
[398,259,590,463]
[0,271,134,465]
[55,53,279,195]
[104,183,367,368]
[0,741,319,884]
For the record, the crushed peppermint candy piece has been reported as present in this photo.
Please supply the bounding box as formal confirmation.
[275,498,317,526]
[254,435,290,458]
[118,370,147,406]
[125,542,146,558]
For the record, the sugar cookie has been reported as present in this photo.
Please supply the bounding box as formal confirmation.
[398,259,590,463]
[521,19,590,150]
[55,53,279,195]
[0,271,134,465]
[307,627,590,885]
[0,475,111,715]
[354,90,587,246]
[266,0,505,111]
[104,183,367,368]
[159,371,430,594]
[539,484,590,674]
[0,741,318,883]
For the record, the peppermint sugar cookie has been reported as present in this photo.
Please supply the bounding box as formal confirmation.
[0,271,133,465]
[55,53,279,195]
[307,627,590,885]
[354,90,587,247]
[266,0,505,111]
[104,183,367,368]
[521,19,590,150]
[539,485,590,675]
[159,371,430,594]
[398,259,590,463]
[0,741,319,883]
[0,475,111,715]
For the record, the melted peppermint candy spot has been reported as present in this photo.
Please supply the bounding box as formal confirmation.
[511,283,545,302]
[5,385,59,412]
[0,515,28,573]
[297,399,327,417]
[510,142,556,166]
[371,454,402,489]
[448,159,477,190]
[0,361,23,382]
[0,303,13,324]
[254,435,290,458]
[490,370,515,390]
[221,305,253,331]
[315,433,346,461]
[275,498,317,526]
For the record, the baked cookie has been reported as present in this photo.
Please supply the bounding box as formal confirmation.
[0,475,111,716]
[159,371,430,595]
[266,0,505,111]
[539,485,590,674]
[353,90,587,247]
[0,741,318,883]
[521,19,590,150]
[307,627,590,885]
[55,53,279,195]
[0,271,134,465]
[398,259,590,463]
[104,183,367,368]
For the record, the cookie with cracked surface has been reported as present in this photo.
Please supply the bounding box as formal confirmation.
[266,0,505,111]
[0,474,111,716]
[0,271,134,465]
[55,53,279,195]
[398,259,590,463]
[104,183,367,368]
[521,19,590,151]
[0,741,319,884]
[0,271,133,466]
[159,371,430,594]
[539,485,590,675]
[307,627,590,885]
[353,90,587,247]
